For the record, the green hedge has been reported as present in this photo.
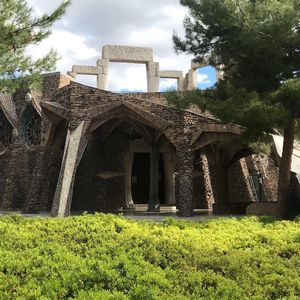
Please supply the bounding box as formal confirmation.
[0,214,299,299]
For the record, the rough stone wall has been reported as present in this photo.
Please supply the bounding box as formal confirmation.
[193,151,214,209]
[0,74,281,215]
[42,72,72,102]
[228,158,256,206]
[0,152,11,205]
[1,143,43,210]
[245,154,278,202]
[72,126,129,212]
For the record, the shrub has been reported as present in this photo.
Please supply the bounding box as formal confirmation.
[0,214,299,299]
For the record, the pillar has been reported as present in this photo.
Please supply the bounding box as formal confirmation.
[178,77,185,92]
[148,145,160,211]
[176,145,194,216]
[124,150,135,209]
[163,152,176,204]
[187,69,197,90]
[97,59,109,90]
[200,152,214,210]
[51,121,87,217]
[147,62,160,92]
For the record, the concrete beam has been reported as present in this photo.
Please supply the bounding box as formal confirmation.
[72,65,101,76]
[102,45,153,63]
[158,70,183,79]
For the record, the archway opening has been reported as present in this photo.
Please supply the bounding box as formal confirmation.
[131,153,165,205]
[159,78,177,92]
[108,63,147,92]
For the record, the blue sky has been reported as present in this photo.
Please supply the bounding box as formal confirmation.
[197,66,217,90]
[27,0,216,93]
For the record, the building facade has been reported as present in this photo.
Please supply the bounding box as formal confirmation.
[0,72,279,217]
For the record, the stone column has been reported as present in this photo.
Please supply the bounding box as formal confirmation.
[187,69,197,90]
[163,152,176,204]
[124,150,135,209]
[147,62,160,92]
[51,121,87,217]
[96,59,109,90]
[176,145,194,216]
[178,78,185,92]
[200,152,214,210]
[148,145,160,211]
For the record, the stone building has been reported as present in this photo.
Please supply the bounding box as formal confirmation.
[0,71,280,217]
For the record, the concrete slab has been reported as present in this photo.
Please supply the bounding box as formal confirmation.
[102,45,153,63]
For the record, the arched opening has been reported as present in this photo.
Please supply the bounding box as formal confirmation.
[19,104,41,148]
[0,110,13,154]
[71,118,173,213]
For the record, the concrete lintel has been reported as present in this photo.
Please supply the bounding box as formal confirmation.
[158,70,183,79]
[102,45,153,63]
[72,65,101,76]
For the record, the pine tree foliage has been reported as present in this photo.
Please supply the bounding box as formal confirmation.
[174,0,300,93]
[171,0,300,217]
[0,0,70,92]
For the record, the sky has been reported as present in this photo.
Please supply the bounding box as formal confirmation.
[26,0,216,92]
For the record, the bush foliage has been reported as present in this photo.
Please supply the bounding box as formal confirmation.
[0,214,299,299]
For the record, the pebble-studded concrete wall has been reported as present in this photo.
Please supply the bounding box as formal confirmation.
[72,126,128,212]
[0,73,282,215]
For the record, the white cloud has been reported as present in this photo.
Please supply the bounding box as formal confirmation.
[26,29,98,72]
[25,0,208,91]
[197,73,211,84]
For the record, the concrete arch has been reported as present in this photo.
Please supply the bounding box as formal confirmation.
[88,101,170,135]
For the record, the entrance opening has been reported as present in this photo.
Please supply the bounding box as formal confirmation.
[131,153,165,205]
[132,153,150,204]
[108,63,147,92]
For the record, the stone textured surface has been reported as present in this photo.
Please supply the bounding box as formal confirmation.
[246,202,277,216]
[158,70,183,79]
[102,45,153,63]
[0,72,285,217]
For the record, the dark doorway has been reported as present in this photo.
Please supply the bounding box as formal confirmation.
[131,153,165,204]
[132,153,150,204]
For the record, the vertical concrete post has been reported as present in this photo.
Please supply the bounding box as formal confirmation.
[163,152,176,204]
[148,145,160,211]
[51,121,86,217]
[176,145,194,216]
[187,69,197,90]
[178,78,185,92]
[124,150,135,209]
[97,59,109,90]
[147,62,160,92]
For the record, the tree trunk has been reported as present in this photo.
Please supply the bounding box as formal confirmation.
[277,118,295,218]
